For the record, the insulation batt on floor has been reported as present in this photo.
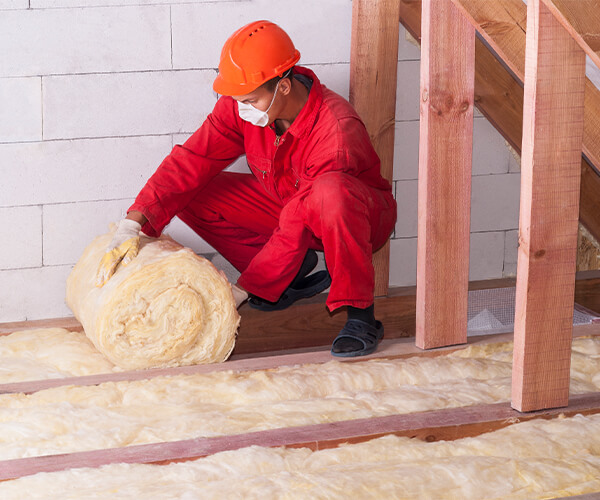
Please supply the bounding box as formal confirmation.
[1,413,600,499]
[0,336,598,461]
[0,328,122,383]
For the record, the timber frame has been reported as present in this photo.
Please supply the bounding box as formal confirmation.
[357,0,600,412]
[2,0,600,489]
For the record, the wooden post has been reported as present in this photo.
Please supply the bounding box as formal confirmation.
[349,0,401,297]
[415,0,475,349]
[512,0,586,412]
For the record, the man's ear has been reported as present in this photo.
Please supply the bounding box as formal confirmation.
[279,77,292,96]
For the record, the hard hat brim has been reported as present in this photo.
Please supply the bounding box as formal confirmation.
[213,51,300,97]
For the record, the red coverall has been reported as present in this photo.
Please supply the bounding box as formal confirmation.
[129,66,397,311]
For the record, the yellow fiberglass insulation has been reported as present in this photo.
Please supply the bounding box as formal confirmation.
[1,414,600,499]
[65,229,240,370]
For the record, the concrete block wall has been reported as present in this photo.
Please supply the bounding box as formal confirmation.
[0,0,519,322]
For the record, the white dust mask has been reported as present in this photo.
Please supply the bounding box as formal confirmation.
[237,78,283,127]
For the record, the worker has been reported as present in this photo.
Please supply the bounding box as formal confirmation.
[95,20,397,357]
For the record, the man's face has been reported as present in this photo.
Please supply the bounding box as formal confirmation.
[232,78,289,127]
[233,85,276,113]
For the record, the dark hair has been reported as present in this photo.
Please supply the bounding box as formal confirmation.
[261,67,294,91]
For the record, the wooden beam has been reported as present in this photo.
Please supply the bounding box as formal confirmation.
[400,0,526,152]
[3,328,536,396]
[416,0,475,349]
[349,0,401,297]
[443,0,600,241]
[541,0,600,69]
[574,270,600,313]
[6,273,600,355]
[0,316,83,335]
[2,391,598,481]
[512,0,586,412]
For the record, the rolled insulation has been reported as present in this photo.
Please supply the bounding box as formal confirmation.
[66,229,239,370]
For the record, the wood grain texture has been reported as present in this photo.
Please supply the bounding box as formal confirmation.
[512,0,586,412]
[2,391,598,481]
[349,0,401,296]
[15,323,573,395]
[574,270,600,313]
[447,0,600,238]
[541,0,600,67]
[415,0,475,349]
[401,0,600,241]
[7,273,600,355]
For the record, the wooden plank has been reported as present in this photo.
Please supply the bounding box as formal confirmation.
[0,330,526,396]
[13,310,599,397]
[574,270,600,314]
[349,0,401,296]
[512,0,587,412]
[401,0,526,154]
[445,0,600,240]
[6,274,600,355]
[0,316,83,335]
[541,0,600,69]
[2,391,599,481]
[416,0,475,349]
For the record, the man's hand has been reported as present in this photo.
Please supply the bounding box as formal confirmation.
[95,219,142,287]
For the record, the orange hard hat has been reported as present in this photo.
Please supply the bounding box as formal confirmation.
[213,20,301,96]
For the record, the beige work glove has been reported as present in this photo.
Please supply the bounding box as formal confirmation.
[95,219,142,287]
[232,284,248,308]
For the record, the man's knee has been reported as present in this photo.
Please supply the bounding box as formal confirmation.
[305,172,364,223]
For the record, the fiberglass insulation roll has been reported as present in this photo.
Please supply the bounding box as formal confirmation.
[66,228,240,370]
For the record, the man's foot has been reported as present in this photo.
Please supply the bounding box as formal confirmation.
[247,250,330,311]
[331,319,384,357]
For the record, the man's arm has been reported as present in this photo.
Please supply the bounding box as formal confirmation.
[96,97,245,286]
[130,97,246,238]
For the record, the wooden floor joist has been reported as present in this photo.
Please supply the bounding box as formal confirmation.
[2,317,599,398]
[0,329,527,396]
[1,391,599,482]
[5,272,600,354]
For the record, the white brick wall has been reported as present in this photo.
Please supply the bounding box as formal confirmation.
[0,78,42,143]
[1,7,172,77]
[395,60,421,121]
[0,136,171,206]
[469,231,506,281]
[0,0,27,10]
[31,0,245,7]
[171,0,352,69]
[470,174,521,232]
[43,200,132,266]
[0,2,520,322]
[394,180,418,238]
[389,238,417,287]
[43,71,216,140]
[0,266,73,321]
[0,206,43,270]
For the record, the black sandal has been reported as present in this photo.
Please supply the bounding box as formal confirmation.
[248,270,331,311]
[331,319,384,357]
